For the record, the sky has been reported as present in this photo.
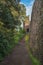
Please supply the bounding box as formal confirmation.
[20,0,35,20]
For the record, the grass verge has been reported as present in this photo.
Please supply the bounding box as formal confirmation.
[25,33,40,65]
[29,52,40,65]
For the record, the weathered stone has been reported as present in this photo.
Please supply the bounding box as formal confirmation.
[29,0,43,65]
[24,16,30,32]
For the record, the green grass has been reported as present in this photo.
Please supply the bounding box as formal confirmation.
[29,52,40,65]
[25,34,40,65]
[24,33,29,43]
[14,32,24,44]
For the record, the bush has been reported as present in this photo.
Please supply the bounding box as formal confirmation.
[0,26,25,61]
[0,26,15,61]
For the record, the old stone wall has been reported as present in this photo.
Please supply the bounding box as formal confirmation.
[29,0,43,65]
[24,16,30,32]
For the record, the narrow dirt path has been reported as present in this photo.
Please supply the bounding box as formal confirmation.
[0,38,32,65]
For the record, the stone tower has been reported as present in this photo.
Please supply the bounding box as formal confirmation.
[29,0,43,65]
[24,16,30,32]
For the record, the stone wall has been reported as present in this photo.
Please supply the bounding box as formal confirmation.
[24,16,30,32]
[29,0,43,65]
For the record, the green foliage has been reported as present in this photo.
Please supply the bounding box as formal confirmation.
[25,34,40,65]
[14,29,25,44]
[19,4,26,17]
[0,0,20,29]
[19,4,26,26]
[0,0,26,62]
[29,52,40,65]
[19,27,25,34]
[0,24,25,61]
[0,26,15,61]
[25,34,29,43]
[0,0,21,61]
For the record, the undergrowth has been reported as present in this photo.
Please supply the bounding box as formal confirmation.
[25,33,40,65]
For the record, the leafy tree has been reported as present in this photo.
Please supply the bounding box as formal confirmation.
[0,0,20,29]
[19,4,26,29]
[19,4,26,19]
[0,0,21,61]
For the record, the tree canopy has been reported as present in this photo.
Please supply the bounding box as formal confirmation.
[0,0,21,29]
[0,0,26,61]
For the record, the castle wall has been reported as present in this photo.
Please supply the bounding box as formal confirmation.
[29,0,43,64]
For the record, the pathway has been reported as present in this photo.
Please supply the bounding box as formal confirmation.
[0,37,32,65]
